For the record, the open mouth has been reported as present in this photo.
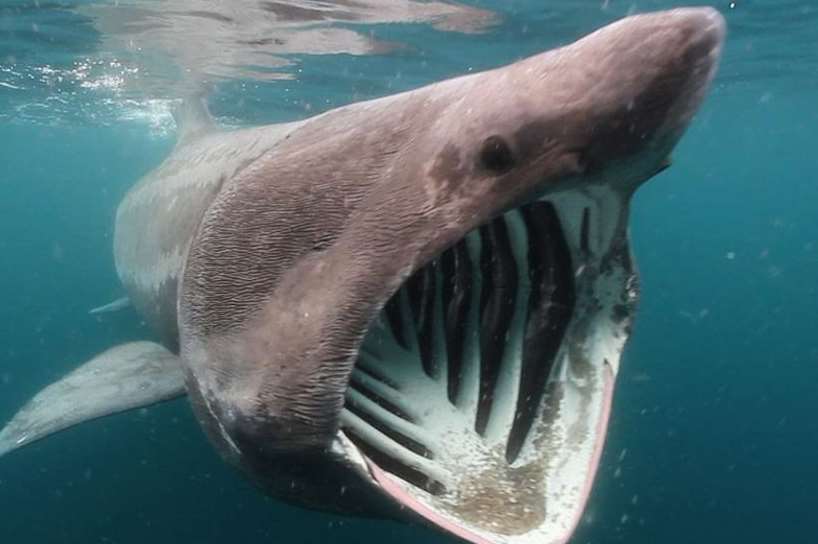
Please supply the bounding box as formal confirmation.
[336,187,638,543]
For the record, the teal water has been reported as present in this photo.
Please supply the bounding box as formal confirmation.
[1,1,817,543]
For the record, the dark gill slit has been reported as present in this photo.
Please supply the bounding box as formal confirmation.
[505,202,575,463]
[441,240,472,404]
[580,206,591,254]
[383,297,406,349]
[406,265,437,378]
[475,217,518,436]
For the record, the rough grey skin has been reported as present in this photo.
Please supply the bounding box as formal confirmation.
[1,8,725,544]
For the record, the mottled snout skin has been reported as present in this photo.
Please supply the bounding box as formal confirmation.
[421,7,726,221]
[557,7,724,176]
[178,8,725,487]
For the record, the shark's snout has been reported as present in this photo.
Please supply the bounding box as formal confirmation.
[549,7,725,182]
[652,7,726,133]
[681,6,727,51]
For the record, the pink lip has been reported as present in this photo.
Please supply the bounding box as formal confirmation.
[366,459,494,544]
[558,364,615,544]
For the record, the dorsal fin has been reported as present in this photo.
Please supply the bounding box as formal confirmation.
[172,93,216,146]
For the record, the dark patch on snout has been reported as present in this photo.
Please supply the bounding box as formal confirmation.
[429,143,470,191]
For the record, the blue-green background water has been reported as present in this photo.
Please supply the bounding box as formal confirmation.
[1,1,817,543]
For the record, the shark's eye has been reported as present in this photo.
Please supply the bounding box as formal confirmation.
[479,135,515,174]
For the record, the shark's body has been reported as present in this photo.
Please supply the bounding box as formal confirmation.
[1,9,724,544]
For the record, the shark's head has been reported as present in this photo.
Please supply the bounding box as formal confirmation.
[179,8,724,544]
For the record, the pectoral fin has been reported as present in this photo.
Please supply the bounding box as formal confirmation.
[0,341,185,458]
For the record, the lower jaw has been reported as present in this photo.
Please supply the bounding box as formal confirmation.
[334,189,638,543]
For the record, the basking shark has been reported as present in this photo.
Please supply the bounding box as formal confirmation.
[0,8,724,544]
